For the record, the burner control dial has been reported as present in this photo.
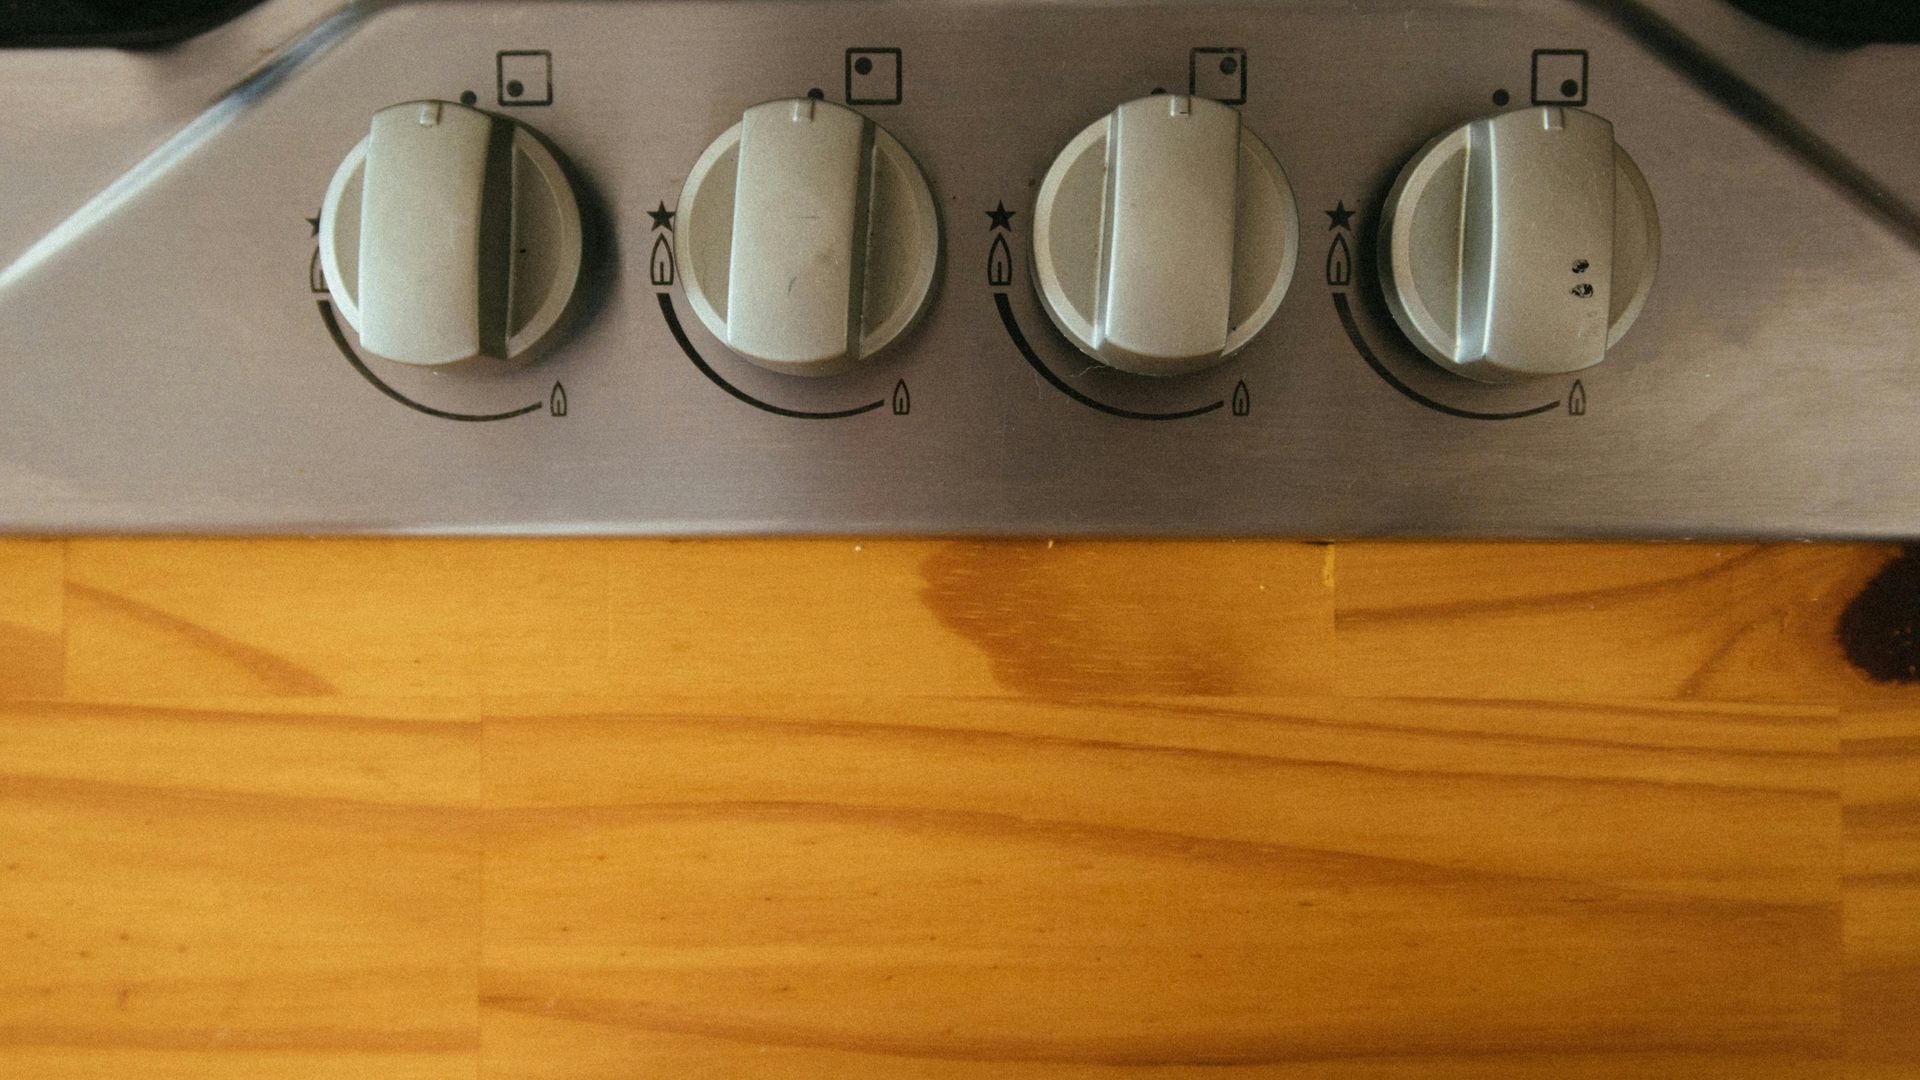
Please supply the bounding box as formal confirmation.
[1379,106,1660,383]
[677,98,940,377]
[1030,95,1299,377]
[318,101,583,367]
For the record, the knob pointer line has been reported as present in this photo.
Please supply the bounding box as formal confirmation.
[993,293,1225,421]
[1331,293,1560,422]
[989,199,1224,422]
[1325,202,1558,422]
[310,98,581,418]
[656,293,887,420]
[318,300,545,422]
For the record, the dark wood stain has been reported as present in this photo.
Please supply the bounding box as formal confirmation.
[1837,546,1920,683]
[917,541,1303,699]
[0,620,61,695]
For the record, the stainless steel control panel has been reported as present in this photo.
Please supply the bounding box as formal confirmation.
[1,0,1915,537]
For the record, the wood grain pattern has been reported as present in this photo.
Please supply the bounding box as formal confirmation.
[1,538,1914,1077]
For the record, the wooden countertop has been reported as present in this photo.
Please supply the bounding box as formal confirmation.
[1,539,1914,1077]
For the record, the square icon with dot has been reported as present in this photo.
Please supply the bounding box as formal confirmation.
[846,48,902,106]
[497,50,552,107]
[1531,49,1588,106]
[1190,47,1247,105]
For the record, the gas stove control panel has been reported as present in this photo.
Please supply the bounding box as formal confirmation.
[0,0,1914,537]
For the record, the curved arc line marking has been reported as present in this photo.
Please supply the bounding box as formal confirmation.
[1331,292,1561,422]
[657,294,885,421]
[319,301,544,423]
[993,293,1224,422]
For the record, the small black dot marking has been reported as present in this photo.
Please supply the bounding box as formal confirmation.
[459,90,477,105]
[1219,56,1239,75]
[506,79,525,98]
[854,57,874,76]
[1561,78,1580,97]
[1492,88,1510,106]
[807,87,825,100]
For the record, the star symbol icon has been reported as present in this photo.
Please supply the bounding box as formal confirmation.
[986,201,1017,232]
[1324,200,1356,232]
[647,201,676,231]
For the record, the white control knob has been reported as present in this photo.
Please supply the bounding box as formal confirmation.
[1379,106,1660,383]
[1031,95,1299,378]
[678,98,940,377]
[319,100,583,367]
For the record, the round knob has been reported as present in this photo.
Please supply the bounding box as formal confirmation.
[1031,95,1299,378]
[678,98,940,377]
[319,100,583,367]
[1379,106,1660,384]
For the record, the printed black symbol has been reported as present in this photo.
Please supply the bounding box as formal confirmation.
[846,47,903,105]
[1326,233,1352,288]
[1568,379,1587,416]
[1531,49,1588,107]
[1571,283,1595,298]
[1232,381,1251,417]
[1572,259,1590,274]
[1493,88,1511,107]
[1325,200,1355,232]
[892,380,911,416]
[986,201,1016,232]
[460,90,478,106]
[650,234,676,287]
[1190,47,1247,104]
[309,249,327,293]
[497,50,553,107]
[550,382,569,417]
[648,201,676,232]
[987,234,1014,287]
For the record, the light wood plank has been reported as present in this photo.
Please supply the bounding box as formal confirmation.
[480,694,1839,1076]
[1333,543,1906,704]
[1844,703,1920,1076]
[0,698,480,1079]
[0,538,1913,1077]
[62,539,1335,701]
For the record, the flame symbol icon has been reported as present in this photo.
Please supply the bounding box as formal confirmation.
[892,380,911,416]
[1232,381,1251,417]
[650,234,676,287]
[1568,380,1587,416]
[987,234,1014,288]
[1326,233,1352,288]
[550,382,568,417]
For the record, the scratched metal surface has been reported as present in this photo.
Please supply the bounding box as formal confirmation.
[0,0,1914,537]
